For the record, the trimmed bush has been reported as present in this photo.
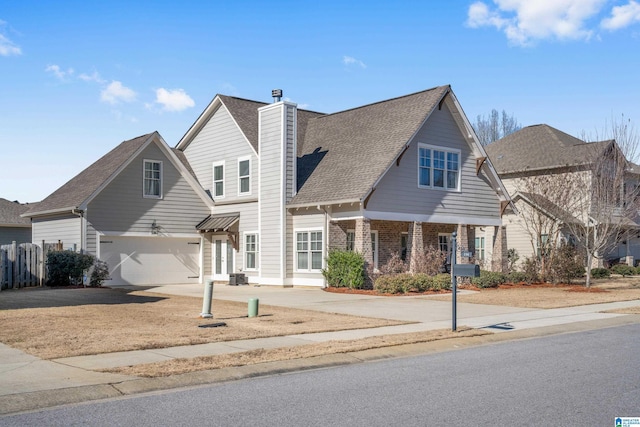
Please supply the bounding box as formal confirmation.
[322,250,365,289]
[520,256,540,284]
[89,259,111,287]
[507,271,527,284]
[374,273,452,294]
[610,264,636,277]
[471,270,508,288]
[547,244,584,284]
[590,268,611,279]
[46,250,95,286]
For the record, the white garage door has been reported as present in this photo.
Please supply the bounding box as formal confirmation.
[100,236,201,285]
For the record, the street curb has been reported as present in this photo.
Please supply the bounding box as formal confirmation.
[2,314,639,416]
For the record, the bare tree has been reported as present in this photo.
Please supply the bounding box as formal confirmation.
[473,109,522,145]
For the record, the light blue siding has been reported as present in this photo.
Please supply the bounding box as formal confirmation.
[32,214,81,250]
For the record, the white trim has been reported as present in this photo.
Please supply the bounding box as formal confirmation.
[364,210,503,226]
[142,159,163,199]
[212,160,225,199]
[238,156,251,196]
[98,231,201,238]
[417,143,461,192]
[294,228,324,272]
[258,277,287,286]
[287,276,325,287]
[280,105,286,282]
[243,231,259,271]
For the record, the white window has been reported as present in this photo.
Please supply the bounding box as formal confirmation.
[244,233,258,270]
[212,161,225,199]
[296,230,323,271]
[439,233,452,264]
[346,230,378,269]
[475,236,485,261]
[238,157,251,195]
[143,160,162,198]
[418,144,460,191]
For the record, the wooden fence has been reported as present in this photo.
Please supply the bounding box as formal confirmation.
[0,241,63,290]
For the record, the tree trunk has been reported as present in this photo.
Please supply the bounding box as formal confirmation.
[585,252,593,288]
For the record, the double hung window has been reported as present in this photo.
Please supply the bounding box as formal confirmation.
[296,230,323,271]
[143,160,162,198]
[418,144,460,191]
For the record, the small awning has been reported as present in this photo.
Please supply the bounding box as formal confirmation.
[196,213,239,233]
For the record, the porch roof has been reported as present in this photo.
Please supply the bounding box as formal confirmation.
[196,213,239,232]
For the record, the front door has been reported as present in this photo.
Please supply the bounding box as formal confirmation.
[213,237,234,281]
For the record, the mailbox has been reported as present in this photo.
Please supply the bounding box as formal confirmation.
[453,264,480,277]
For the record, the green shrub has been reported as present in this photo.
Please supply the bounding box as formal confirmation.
[547,244,584,284]
[46,250,95,286]
[610,264,636,277]
[374,273,452,294]
[507,271,527,284]
[507,248,520,273]
[322,250,365,289]
[471,270,508,288]
[89,259,111,287]
[590,268,611,279]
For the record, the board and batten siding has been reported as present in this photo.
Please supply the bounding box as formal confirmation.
[87,142,210,235]
[182,104,258,201]
[366,104,501,224]
[258,102,293,282]
[32,214,81,250]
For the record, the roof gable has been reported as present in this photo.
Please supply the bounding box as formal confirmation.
[25,132,213,217]
[290,86,451,205]
[486,124,612,175]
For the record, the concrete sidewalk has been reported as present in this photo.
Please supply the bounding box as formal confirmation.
[1,283,639,415]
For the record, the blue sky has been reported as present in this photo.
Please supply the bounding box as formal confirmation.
[2,0,640,203]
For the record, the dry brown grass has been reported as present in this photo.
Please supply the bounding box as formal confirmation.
[103,327,489,377]
[0,289,406,359]
[431,278,640,309]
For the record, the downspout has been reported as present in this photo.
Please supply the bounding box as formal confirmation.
[71,209,85,253]
[320,205,329,288]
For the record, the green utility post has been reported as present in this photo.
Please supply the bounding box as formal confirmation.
[248,298,259,318]
[201,279,214,318]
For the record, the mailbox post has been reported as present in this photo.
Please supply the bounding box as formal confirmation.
[450,231,480,331]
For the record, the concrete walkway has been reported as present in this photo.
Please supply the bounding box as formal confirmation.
[1,283,639,415]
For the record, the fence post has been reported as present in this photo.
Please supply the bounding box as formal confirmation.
[9,241,16,289]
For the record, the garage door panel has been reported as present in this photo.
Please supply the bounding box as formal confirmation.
[100,237,200,285]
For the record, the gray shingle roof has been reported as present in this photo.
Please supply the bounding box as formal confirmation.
[290,85,450,205]
[25,133,154,216]
[0,198,31,225]
[219,95,324,153]
[485,124,611,175]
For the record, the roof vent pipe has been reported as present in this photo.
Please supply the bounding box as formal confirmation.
[272,89,283,103]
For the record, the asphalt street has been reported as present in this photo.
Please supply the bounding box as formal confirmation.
[2,323,638,426]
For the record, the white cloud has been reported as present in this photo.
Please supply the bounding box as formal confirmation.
[154,88,194,112]
[0,21,21,56]
[467,0,607,46]
[100,81,137,104]
[343,55,367,68]
[78,71,106,84]
[45,64,74,80]
[0,33,20,56]
[601,0,640,30]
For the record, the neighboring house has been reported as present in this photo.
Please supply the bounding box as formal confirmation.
[176,85,512,286]
[0,198,32,245]
[485,124,640,267]
[22,132,214,285]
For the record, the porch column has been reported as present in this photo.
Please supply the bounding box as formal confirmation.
[625,230,634,266]
[354,218,373,267]
[456,224,475,265]
[407,221,423,273]
[491,226,508,273]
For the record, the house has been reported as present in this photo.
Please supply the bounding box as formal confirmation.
[23,85,512,287]
[22,132,214,285]
[485,124,640,267]
[0,198,32,245]
[176,85,511,286]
